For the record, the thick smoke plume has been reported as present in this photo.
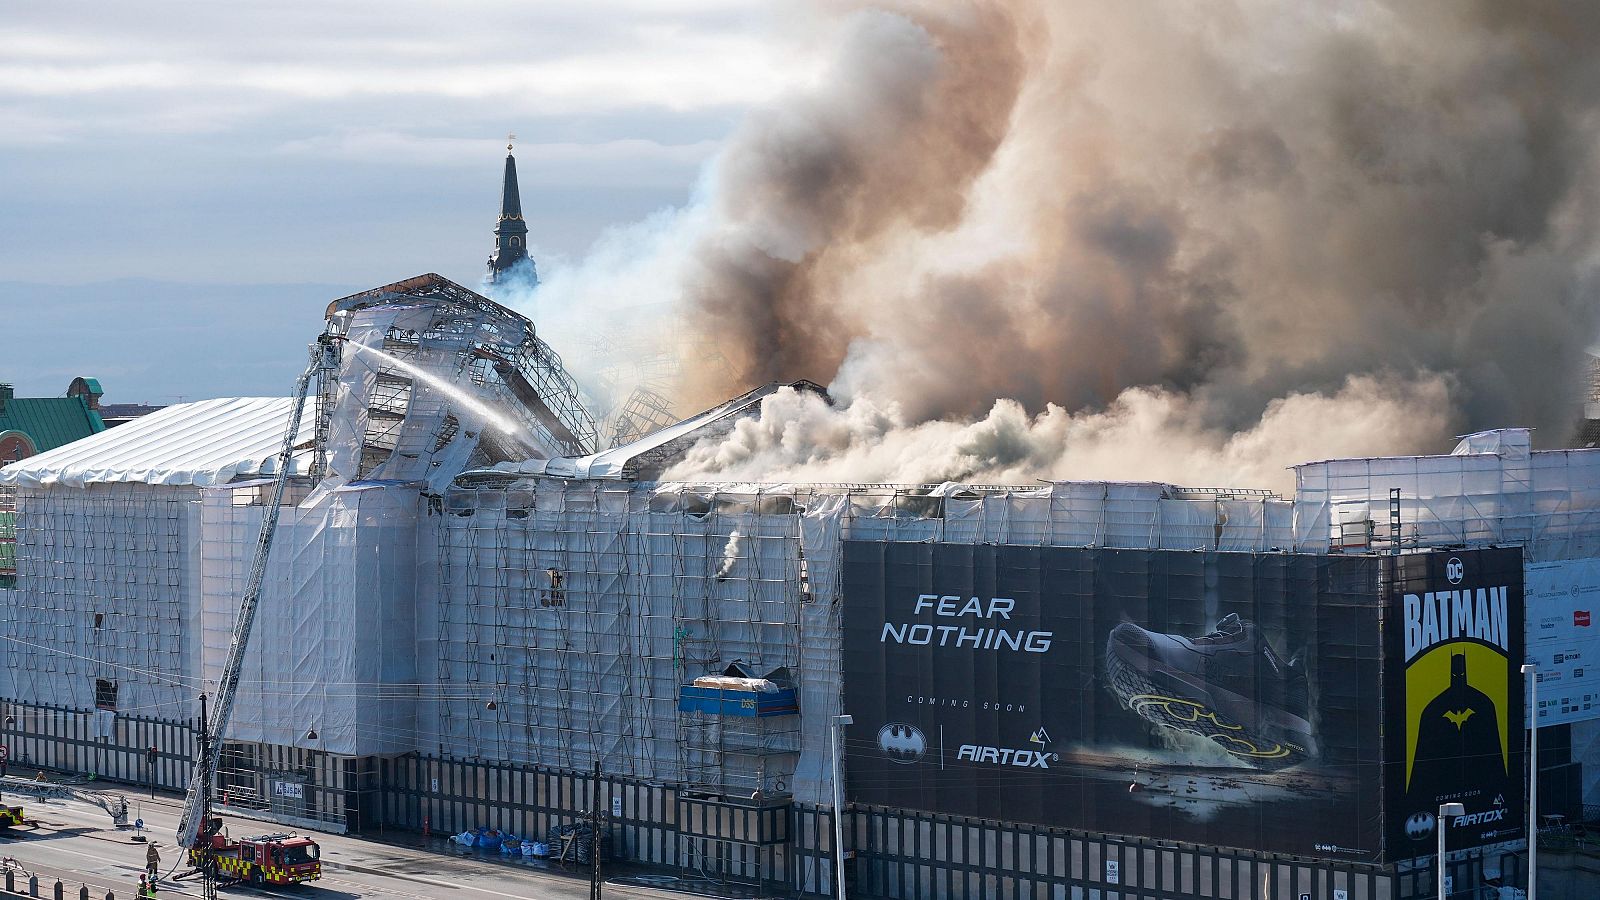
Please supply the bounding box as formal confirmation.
[535,1,1600,492]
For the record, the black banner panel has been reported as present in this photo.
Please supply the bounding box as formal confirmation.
[1383,548,1525,856]
[841,542,1387,861]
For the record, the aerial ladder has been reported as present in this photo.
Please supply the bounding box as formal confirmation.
[0,776,130,829]
[175,338,338,896]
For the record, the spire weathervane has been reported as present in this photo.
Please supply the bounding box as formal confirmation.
[507,132,516,153]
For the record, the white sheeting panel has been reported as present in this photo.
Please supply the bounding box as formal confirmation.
[1291,429,1600,559]
[0,398,311,488]
[200,482,418,756]
[0,483,201,720]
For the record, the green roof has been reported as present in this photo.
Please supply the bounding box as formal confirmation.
[0,395,104,454]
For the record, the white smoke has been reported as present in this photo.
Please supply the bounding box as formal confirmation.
[663,376,1452,493]
[714,528,744,581]
[500,1,1600,488]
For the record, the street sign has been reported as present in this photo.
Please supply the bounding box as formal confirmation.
[611,796,621,818]
[1104,859,1119,884]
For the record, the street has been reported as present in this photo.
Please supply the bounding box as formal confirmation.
[0,786,748,900]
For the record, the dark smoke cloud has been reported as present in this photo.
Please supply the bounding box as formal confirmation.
[680,3,1032,409]
[677,0,1600,433]
[529,1,1600,490]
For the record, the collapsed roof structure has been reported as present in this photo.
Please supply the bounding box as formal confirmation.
[3,274,1599,896]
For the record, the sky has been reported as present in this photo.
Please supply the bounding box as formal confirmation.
[6,1,1598,493]
[0,1,801,403]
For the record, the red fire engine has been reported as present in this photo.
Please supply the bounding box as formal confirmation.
[187,817,321,886]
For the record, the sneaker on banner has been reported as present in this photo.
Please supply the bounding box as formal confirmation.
[1105,613,1315,770]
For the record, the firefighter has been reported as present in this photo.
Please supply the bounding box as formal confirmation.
[146,842,160,879]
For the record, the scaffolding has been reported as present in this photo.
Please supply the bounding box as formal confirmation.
[0,484,15,589]
[326,274,598,462]
[428,476,1324,805]
[435,478,807,799]
[0,482,198,721]
[1293,429,1600,561]
[608,386,678,449]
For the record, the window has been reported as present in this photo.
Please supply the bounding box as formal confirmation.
[94,678,117,711]
[284,844,317,864]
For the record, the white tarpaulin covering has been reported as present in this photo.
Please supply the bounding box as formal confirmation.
[1292,429,1600,560]
[1525,559,1600,727]
[0,398,310,488]
[200,481,418,755]
[0,482,202,719]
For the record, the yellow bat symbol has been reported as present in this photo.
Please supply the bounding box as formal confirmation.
[1443,708,1475,729]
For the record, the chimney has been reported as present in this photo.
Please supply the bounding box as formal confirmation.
[67,377,102,410]
[0,383,11,415]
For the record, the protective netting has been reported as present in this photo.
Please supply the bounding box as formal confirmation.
[199,481,417,755]
[0,483,200,722]
[1292,429,1600,561]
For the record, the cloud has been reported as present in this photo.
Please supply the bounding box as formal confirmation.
[0,3,808,114]
[0,2,802,286]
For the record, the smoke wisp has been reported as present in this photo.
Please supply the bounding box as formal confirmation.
[525,1,1600,492]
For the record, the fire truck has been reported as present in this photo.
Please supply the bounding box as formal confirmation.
[174,343,334,890]
[186,817,321,886]
[0,803,25,830]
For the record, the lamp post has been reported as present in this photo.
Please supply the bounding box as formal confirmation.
[830,714,853,900]
[1521,663,1538,900]
[1438,801,1465,900]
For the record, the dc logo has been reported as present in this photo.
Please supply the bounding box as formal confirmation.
[1446,558,1464,584]
[877,723,927,764]
[1405,811,1436,840]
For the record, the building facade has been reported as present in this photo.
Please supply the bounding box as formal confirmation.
[0,279,1594,899]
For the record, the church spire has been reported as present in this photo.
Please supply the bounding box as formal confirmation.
[488,135,534,285]
[499,150,524,220]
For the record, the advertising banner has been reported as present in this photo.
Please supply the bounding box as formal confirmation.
[1524,559,1600,727]
[841,542,1387,861]
[1383,548,1525,856]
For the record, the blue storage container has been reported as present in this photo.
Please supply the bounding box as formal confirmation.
[676,685,799,717]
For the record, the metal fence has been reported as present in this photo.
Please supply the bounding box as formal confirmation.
[0,698,1523,899]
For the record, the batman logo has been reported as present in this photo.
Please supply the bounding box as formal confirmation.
[877,723,927,764]
[1443,708,1475,729]
[1404,811,1436,840]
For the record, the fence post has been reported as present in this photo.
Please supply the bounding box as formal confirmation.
[50,881,61,900]
[104,894,114,900]
[78,886,88,900]
[26,875,36,897]
[5,869,12,893]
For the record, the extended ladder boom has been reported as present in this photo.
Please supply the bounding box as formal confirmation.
[0,776,129,825]
[177,342,327,849]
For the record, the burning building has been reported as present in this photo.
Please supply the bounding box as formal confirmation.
[0,273,1596,899]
